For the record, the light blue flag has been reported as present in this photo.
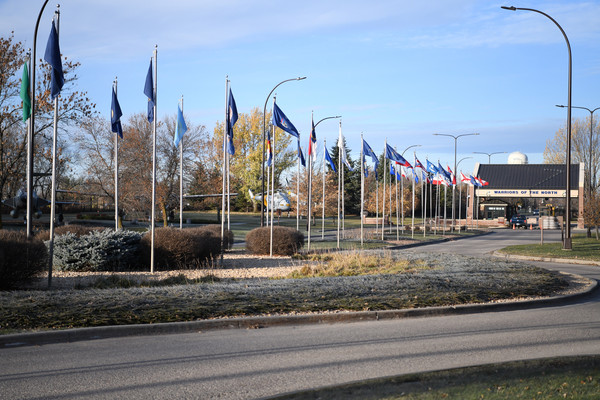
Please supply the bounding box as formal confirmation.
[174,105,187,147]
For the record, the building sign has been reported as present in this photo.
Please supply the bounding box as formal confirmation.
[476,189,578,198]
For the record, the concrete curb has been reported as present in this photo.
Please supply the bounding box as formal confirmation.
[1,272,596,349]
[492,251,600,266]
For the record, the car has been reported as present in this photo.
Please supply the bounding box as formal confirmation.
[510,214,527,228]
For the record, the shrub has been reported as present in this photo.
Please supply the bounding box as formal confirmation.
[193,224,234,250]
[139,227,221,270]
[51,229,143,272]
[36,225,105,241]
[0,231,48,289]
[246,226,304,256]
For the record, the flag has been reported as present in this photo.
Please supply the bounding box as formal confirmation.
[44,21,64,100]
[363,139,378,165]
[173,105,187,147]
[470,175,482,187]
[308,116,316,158]
[390,162,395,176]
[338,129,354,171]
[272,102,299,137]
[111,86,123,138]
[447,165,456,185]
[415,157,425,170]
[476,176,489,186]
[266,137,273,167]
[298,141,305,167]
[324,146,336,172]
[396,169,402,181]
[426,159,438,174]
[20,62,31,122]
[143,60,155,123]
[227,88,238,155]
[385,143,411,167]
[461,172,471,183]
[439,162,451,182]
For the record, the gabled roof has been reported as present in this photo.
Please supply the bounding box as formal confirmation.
[477,164,580,190]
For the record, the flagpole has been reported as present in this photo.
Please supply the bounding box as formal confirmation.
[322,139,326,240]
[47,8,60,287]
[458,171,462,233]
[221,78,228,257]
[395,162,399,240]
[388,160,392,235]
[444,178,447,234]
[340,122,345,239]
[179,94,184,229]
[226,81,231,232]
[307,114,312,251]
[401,167,404,233]
[412,153,415,239]
[266,131,271,227]
[376,165,379,234]
[360,134,364,246]
[296,139,300,231]
[423,168,427,237]
[337,122,341,249]
[270,99,276,257]
[150,46,158,273]
[114,77,119,232]
[382,139,386,241]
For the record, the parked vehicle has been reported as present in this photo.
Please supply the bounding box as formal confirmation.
[510,214,527,228]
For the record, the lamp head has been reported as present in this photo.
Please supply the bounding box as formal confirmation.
[501,6,517,10]
[555,104,566,108]
[297,76,307,80]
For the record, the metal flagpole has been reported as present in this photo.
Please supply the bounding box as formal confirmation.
[47,8,60,287]
[458,172,462,233]
[226,81,231,232]
[341,136,345,239]
[389,160,392,234]
[443,180,447,233]
[270,100,276,256]
[296,139,300,231]
[266,126,271,228]
[395,163,399,240]
[307,115,313,251]
[382,139,386,241]
[423,169,427,237]
[322,139,326,239]
[401,167,405,233]
[114,77,119,232]
[150,45,157,273]
[179,94,184,229]
[412,153,415,239]
[376,167,379,234]
[337,123,341,249]
[360,134,364,246]
[220,78,227,259]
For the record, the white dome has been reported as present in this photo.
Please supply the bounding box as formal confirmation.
[508,151,528,164]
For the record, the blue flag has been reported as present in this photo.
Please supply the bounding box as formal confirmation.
[173,105,187,147]
[227,88,238,155]
[426,159,438,174]
[44,21,64,100]
[385,143,411,167]
[266,137,273,167]
[298,141,306,167]
[439,162,451,182]
[143,60,155,123]
[390,162,395,177]
[111,86,123,139]
[272,102,299,138]
[324,146,336,173]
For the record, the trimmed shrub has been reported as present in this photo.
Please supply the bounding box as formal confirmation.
[0,231,48,290]
[36,225,105,241]
[51,229,143,272]
[186,227,225,259]
[194,224,234,250]
[246,226,304,256]
[139,227,221,270]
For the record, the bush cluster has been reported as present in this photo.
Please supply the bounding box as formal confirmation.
[35,224,105,241]
[139,226,226,270]
[51,229,143,272]
[0,231,48,289]
[195,224,234,249]
[246,226,304,256]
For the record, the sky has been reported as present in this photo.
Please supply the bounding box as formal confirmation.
[2,0,600,177]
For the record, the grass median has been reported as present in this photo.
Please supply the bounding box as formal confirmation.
[0,252,572,334]
[498,233,600,262]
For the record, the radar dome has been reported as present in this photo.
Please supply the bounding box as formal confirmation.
[508,151,528,164]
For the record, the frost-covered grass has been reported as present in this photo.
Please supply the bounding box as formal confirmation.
[499,233,600,261]
[0,252,568,333]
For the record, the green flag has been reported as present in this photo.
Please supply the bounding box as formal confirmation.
[20,62,31,122]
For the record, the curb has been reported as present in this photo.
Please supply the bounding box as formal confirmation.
[1,272,596,349]
[492,251,600,266]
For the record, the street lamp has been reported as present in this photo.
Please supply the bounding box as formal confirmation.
[261,77,306,226]
[473,151,507,164]
[457,156,473,232]
[502,5,573,250]
[433,133,479,230]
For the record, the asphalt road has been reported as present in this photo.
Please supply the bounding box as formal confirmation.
[1,229,598,399]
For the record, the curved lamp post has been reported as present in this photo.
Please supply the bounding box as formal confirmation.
[473,151,507,164]
[557,104,600,238]
[503,5,573,249]
[433,133,479,230]
[261,77,306,226]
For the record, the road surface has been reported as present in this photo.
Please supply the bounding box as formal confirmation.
[1,229,598,399]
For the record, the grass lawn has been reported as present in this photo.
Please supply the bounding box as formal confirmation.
[498,233,600,262]
[273,356,600,399]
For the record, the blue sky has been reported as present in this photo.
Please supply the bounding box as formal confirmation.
[2,0,600,176]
